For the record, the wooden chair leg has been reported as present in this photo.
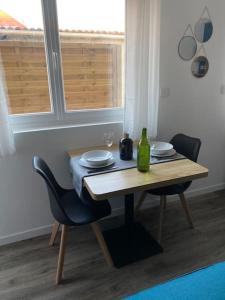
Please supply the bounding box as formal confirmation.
[91,222,113,267]
[56,225,68,285]
[49,221,60,247]
[135,191,148,212]
[158,195,166,243]
[179,193,194,229]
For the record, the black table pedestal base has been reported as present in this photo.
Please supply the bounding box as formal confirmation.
[103,222,163,268]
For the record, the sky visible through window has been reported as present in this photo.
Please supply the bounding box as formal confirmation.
[0,0,125,32]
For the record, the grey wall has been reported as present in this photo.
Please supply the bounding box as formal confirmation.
[159,0,225,191]
[1,0,225,245]
[0,124,123,245]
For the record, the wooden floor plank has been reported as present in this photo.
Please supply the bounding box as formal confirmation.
[0,191,225,300]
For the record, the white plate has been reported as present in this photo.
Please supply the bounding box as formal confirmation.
[82,150,112,166]
[79,156,115,169]
[151,148,176,158]
[151,141,173,155]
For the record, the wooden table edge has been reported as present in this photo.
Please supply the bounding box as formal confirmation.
[83,159,209,201]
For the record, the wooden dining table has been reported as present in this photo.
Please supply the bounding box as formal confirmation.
[69,146,208,268]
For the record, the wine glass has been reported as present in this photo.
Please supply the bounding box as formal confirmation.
[103,132,114,148]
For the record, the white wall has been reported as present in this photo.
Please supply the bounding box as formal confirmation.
[1,0,225,245]
[159,0,225,191]
[0,123,124,245]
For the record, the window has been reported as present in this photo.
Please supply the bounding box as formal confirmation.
[0,1,52,115]
[57,0,124,111]
[0,0,125,130]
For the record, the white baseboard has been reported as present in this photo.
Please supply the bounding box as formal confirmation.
[0,182,224,247]
[184,182,225,198]
[0,225,52,246]
[110,182,225,217]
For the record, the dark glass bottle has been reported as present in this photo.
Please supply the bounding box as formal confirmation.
[119,133,133,160]
[137,128,150,172]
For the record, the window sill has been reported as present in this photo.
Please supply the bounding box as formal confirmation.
[11,107,124,133]
[13,120,123,134]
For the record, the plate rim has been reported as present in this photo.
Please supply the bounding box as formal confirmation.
[79,156,115,169]
[151,149,176,158]
[82,150,113,163]
[151,141,173,153]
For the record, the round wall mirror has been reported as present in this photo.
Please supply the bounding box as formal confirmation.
[194,18,213,43]
[178,36,197,61]
[191,56,209,78]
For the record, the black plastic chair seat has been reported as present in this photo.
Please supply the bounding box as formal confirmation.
[61,189,111,225]
[149,182,191,196]
[148,134,201,196]
[32,156,111,226]
[33,156,113,284]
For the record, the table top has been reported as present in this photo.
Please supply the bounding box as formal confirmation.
[68,146,208,201]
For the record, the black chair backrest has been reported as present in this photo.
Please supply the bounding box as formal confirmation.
[170,133,201,162]
[169,134,202,192]
[32,156,69,224]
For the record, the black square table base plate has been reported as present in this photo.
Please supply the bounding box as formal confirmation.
[103,222,163,268]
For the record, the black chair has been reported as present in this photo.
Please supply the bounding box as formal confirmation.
[32,156,112,284]
[136,133,201,242]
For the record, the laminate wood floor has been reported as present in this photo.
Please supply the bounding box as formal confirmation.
[1,190,225,300]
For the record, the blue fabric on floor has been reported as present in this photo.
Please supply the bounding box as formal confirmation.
[124,262,225,300]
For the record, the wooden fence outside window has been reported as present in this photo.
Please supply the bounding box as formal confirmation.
[0,30,124,115]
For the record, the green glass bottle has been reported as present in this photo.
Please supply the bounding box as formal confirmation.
[137,128,150,172]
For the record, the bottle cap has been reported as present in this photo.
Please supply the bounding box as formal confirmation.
[124,133,129,139]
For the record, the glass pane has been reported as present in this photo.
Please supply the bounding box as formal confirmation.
[57,0,125,111]
[0,0,51,115]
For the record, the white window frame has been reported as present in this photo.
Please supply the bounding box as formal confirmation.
[9,0,124,132]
